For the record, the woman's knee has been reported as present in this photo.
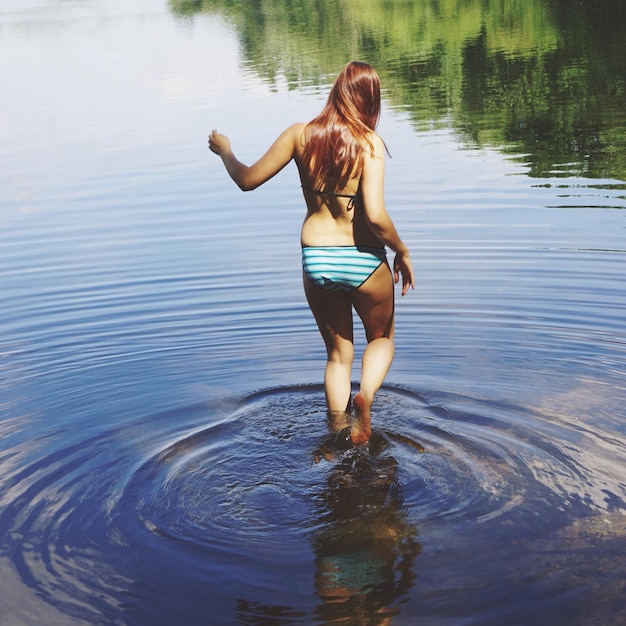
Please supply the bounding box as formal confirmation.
[364,315,394,342]
[327,342,354,365]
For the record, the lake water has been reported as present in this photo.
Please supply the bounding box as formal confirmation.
[1,0,625,624]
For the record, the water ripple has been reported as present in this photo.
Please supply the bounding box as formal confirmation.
[2,385,623,623]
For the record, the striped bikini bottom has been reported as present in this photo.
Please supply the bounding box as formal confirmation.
[302,245,387,292]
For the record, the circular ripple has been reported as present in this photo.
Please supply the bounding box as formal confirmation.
[0,385,613,625]
[376,388,590,528]
[121,389,329,554]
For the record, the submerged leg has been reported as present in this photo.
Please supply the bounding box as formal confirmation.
[351,262,395,445]
[327,409,350,432]
[303,273,355,414]
[352,337,394,444]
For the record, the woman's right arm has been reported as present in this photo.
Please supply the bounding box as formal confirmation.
[360,134,415,295]
[209,123,304,191]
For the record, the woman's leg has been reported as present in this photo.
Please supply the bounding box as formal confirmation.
[350,262,395,443]
[303,273,354,418]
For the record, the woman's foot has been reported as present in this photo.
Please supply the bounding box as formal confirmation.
[350,392,371,445]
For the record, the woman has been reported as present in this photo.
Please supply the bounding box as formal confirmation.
[209,61,414,445]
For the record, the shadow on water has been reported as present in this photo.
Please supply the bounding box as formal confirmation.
[234,421,422,624]
[309,440,421,625]
[2,385,626,624]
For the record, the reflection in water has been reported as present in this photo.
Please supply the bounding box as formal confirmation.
[312,432,421,624]
[2,384,626,624]
[171,0,626,181]
[1,1,626,624]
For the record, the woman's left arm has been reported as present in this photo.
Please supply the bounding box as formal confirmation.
[361,133,415,295]
[209,123,303,191]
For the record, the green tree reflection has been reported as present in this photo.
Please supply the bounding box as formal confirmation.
[172,0,626,181]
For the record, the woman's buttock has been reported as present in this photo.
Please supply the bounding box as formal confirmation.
[302,245,387,292]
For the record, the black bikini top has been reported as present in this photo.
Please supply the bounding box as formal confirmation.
[302,186,358,211]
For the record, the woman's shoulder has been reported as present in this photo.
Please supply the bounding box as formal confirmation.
[286,122,307,135]
[280,122,307,146]
[364,131,385,158]
[285,122,306,130]
[282,123,308,158]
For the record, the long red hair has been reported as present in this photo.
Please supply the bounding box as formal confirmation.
[303,61,381,189]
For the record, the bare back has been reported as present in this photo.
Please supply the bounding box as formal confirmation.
[293,124,385,249]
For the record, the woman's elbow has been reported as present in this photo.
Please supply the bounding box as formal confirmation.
[365,210,388,232]
[234,178,257,192]
[228,165,258,191]
[235,173,262,192]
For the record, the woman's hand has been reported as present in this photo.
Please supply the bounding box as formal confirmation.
[208,130,231,156]
[393,250,415,296]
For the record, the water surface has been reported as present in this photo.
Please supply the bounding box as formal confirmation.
[1,1,625,624]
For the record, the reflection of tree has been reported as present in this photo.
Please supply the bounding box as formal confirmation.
[311,434,421,624]
[171,0,626,180]
[460,3,626,180]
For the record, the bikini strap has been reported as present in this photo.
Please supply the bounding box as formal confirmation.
[302,186,357,211]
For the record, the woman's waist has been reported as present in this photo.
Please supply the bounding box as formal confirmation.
[300,226,383,249]
[301,244,386,253]
[301,215,382,248]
